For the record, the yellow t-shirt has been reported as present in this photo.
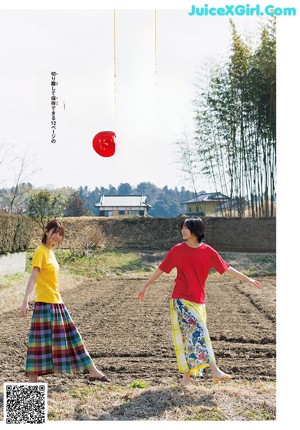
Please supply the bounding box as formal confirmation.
[32,245,63,304]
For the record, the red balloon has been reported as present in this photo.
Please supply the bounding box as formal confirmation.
[92,131,116,157]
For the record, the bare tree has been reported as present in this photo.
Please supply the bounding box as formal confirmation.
[0,150,38,213]
[0,143,13,171]
[176,132,199,198]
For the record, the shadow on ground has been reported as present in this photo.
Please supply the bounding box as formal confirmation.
[94,387,216,421]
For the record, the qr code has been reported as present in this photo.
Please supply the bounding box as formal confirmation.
[4,383,47,424]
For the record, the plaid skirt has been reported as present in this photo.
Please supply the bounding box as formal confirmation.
[170,299,216,376]
[26,302,93,376]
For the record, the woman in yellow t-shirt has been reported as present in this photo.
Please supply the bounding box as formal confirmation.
[20,219,110,383]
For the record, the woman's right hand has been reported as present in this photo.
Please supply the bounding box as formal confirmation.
[137,268,163,301]
[20,301,29,317]
[138,286,147,301]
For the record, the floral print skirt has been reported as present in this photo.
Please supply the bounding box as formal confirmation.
[170,298,215,376]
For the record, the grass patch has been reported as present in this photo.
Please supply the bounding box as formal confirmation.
[186,407,226,421]
[47,411,59,421]
[25,249,275,280]
[245,409,274,420]
[69,386,104,399]
[220,252,276,277]
[129,380,149,389]
[0,272,28,289]
[26,249,158,278]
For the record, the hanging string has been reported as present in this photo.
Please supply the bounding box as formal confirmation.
[114,9,117,119]
[154,9,157,86]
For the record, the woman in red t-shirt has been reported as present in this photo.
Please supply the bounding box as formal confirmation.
[138,217,262,387]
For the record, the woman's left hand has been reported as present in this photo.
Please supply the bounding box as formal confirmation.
[249,279,262,289]
[226,267,262,289]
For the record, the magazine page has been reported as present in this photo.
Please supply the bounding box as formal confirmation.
[0,0,297,428]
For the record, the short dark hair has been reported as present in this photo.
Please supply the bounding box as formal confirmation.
[42,220,65,244]
[181,217,205,243]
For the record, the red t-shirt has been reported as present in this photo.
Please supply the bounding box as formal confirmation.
[159,242,230,304]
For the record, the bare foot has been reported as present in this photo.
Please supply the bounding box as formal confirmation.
[180,379,191,387]
[28,375,38,383]
[210,363,232,383]
[180,375,194,388]
[212,371,232,383]
[180,370,192,388]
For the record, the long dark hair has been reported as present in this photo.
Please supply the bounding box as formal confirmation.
[42,220,65,244]
[181,217,205,243]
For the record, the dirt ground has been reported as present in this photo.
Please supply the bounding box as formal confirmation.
[0,272,275,393]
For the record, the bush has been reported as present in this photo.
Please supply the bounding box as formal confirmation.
[68,225,106,256]
[0,214,33,254]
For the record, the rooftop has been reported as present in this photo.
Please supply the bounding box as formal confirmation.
[95,195,151,208]
[182,192,229,204]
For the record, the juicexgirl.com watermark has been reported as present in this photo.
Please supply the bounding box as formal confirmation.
[188,4,296,16]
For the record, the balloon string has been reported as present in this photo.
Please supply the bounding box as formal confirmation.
[114,9,117,122]
[154,9,157,86]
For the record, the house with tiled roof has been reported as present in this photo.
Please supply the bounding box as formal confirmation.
[94,195,151,217]
[181,192,230,216]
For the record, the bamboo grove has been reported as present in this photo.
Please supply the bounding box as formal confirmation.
[178,19,276,218]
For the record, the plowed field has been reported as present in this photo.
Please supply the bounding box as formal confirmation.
[0,273,275,389]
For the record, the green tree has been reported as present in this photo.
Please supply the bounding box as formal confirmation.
[179,18,276,218]
[118,183,132,195]
[64,192,90,217]
[27,190,65,229]
[73,182,194,218]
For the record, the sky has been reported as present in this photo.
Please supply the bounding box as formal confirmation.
[0,0,282,193]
